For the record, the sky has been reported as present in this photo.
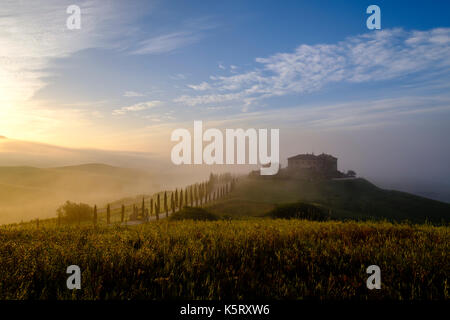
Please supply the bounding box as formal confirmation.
[1,0,450,198]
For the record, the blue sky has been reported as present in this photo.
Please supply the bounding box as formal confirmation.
[1,0,450,194]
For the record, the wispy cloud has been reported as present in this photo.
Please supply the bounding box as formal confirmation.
[132,31,202,55]
[0,0,148,104]
[187,82,211,91]
[123,91,145,97]
[132,17,217,55]
[170,73,187,80]
[112,101,161,115]
[199,96,450,131]
[175,28,450,107]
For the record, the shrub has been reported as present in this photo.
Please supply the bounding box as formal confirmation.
[56,201,94,223]
[268,202,330,221]
[170,206,218,221]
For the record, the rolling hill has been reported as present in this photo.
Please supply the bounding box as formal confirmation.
[0,164,160,224]
[207,176,450,224]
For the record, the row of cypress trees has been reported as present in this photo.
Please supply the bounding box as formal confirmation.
[91,174,237,225]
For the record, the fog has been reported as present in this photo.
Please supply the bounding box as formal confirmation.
[0,137,253,224]
[280,124,450,202]
[0,127,449,225]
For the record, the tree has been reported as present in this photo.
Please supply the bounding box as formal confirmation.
[194,184,198,206]
[106,204,111,224]
[164,192,168,218]
[347,170,356,177]
[57,201,93,223]
[184,188,188,207]
[171,193,175,214]
[175,189,179,209]
[190,186,194,207]
[93,205,98,226]
[150,198,154,216]
[156,194,160,220]
[141,197,145,219]
[230,178,236,192]
[121,204,125,223]
[131,204,136,220]
[208,172,216,192]
[179,189,183,208]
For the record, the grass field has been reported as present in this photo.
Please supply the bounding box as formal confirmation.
[1,175,449,300]
[0,219,448,300]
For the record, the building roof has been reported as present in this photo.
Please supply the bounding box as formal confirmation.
[288,153,337,160]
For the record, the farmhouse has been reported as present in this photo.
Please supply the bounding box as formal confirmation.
[287,153,337,174]
[249,152,342,179]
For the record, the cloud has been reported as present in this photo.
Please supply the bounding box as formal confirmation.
[112,101,161,115]
[0,0,148,104]
[200,95,450,131]
[132,17,217,55]
[170,73,187,80]
[124,91,145,97]
[187,82,211,91]
[132,31,202,55]
[175,28,450,107]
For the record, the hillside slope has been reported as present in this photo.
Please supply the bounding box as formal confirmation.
[208,177,450,223]
[0,164,159,224]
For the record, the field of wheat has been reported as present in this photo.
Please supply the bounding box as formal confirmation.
[0,219,448,300]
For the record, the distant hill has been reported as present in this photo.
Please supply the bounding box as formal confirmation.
[208,177,450,224]
[0,164,159,224]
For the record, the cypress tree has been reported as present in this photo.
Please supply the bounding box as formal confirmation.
[194,184,198,206]
[184,188,188,206]
[141,197,145,219]
[171,193,175,214]
[164,192,168,218]
[150,198,154,216]
[156,194,160,220]
[121,204,125,223]
[106,204,111,224]
[190,186,194,207]
[93,205,98,226]
[200,183,204,206]
[179,189,183,208]
[175,189,178,209]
